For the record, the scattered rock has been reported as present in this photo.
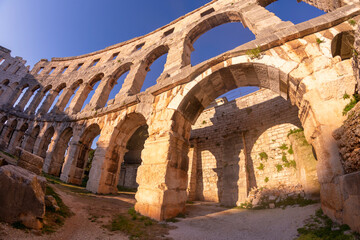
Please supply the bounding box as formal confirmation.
[0,165,46,229]
[45,195,60,212]
[269,203,275,209]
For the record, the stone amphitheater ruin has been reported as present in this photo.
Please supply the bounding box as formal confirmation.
[0,0,360,233]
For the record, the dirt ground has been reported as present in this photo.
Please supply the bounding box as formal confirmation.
[0,182,319,240]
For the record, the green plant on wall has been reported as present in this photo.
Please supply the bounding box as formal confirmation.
[348,19,356,26]
[257,163,265,171]
[202,120,207,124]
[288,145,294,155]
[246,47,262,59]
[316,38,324,44]
[342,94,360,116]
[279,143,288,150]
[287,128,303,137]
[276,164,283,172]
[264,177,269,183]
[259,152,268,161]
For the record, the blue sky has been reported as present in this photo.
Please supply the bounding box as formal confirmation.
[1,0,324,148]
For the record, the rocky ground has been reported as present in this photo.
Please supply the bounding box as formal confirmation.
[0,181,345,240]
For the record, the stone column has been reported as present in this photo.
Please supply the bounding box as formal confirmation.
[14,88,34,111]
[25,90,45,114]
[240,4,294,37]
[51,88,73,114]
[0,125,12,149]
[43,131,60,173]
[134,129,189,221]
[66,84,92,114]
[60,137,80,182]
[4,87,22,108]
[187,140,197,201]
[83,76,113,111]
[114,62,145,100]
[37,90,58,115]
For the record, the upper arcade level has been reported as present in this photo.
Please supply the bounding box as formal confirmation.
[0,0,358,121]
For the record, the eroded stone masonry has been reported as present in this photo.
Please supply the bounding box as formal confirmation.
[0,0,360,232]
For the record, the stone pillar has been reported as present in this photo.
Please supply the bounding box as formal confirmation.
[86,135,121,194]
[240,4,294,37]
[37,90,58,115]
[66,84,92,114]
[83,76,113,111]
[25,90,45,115]
[4,87,22,108]
[60,137,80,182]
[187,140,197,201]
[50,87,75,114]
[163,40,189,74]
[134,117,190,221]
[43,131,60,173]
[14,88,34,111]
[114,62,145,100]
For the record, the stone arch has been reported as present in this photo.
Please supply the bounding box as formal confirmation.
[0,119,18,149]
[68,123,101,185]
[8,122,29,153]
[12,84,29,107]
[48,83,67,113]
[331,30,355,60]
[1,79,10,86]
[181,11,244,67]
[37,126,55,158]
[34,85,52,114]
[132,45,170,94]
[169,55,298,124]
[24,125,41,153]
[86,113,147,194]
[0,116,8,136]
[77,73,104,112]
[47,127,73,177]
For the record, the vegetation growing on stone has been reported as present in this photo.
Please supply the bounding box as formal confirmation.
[257,163,265,170]
[288,128,304,137]
[279,143,288,150]
[342,93,360,116]
[259,151,268,160]
[276,164,283,172]
[296,209,358,240]
[246,47,262,59]
[316,38,324,44]
[288,145,294,154]
[348,19,357,26]
[264,177,269,183]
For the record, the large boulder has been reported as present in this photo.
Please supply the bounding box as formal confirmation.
[0,165,46,229]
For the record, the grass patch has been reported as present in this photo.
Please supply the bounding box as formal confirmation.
[348,19,357,26]
[0,150,18,160]
[296,208,359,240]
[343,94,360,116]
[42,185,73,234]
[106,207,172,239]
[279,144,288,150]
[288,128,304,137]
[276,195,318,209]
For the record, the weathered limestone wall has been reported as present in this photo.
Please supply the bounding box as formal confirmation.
[188,89,303,206]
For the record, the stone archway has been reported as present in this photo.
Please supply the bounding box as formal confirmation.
[86,113,148,194]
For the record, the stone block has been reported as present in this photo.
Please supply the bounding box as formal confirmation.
[0,165,46,229]
[16,147,44,175]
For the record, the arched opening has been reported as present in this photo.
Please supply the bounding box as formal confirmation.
[191,22,255,66]
[9,122,28,152]
[331,31,355,60]
[105,64,131,106]
[118,125,149,190]
[24,85,40,111]
[24,125,40,153]
[13,85,29,108]
[2,119,18,148]
[80,74,104,112]
[48,83,66,113]
[86,113,147,194]
[35,85,52,114]
[37,126,55,158]
[137,46,169,93]
[48,127,73,177]
[1,79,9,86]
[0,116,8,136]
[264,0,325,23]
[64,80,83,111]
[70,124,101,185]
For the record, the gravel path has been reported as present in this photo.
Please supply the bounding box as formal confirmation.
[168,202,320,240]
